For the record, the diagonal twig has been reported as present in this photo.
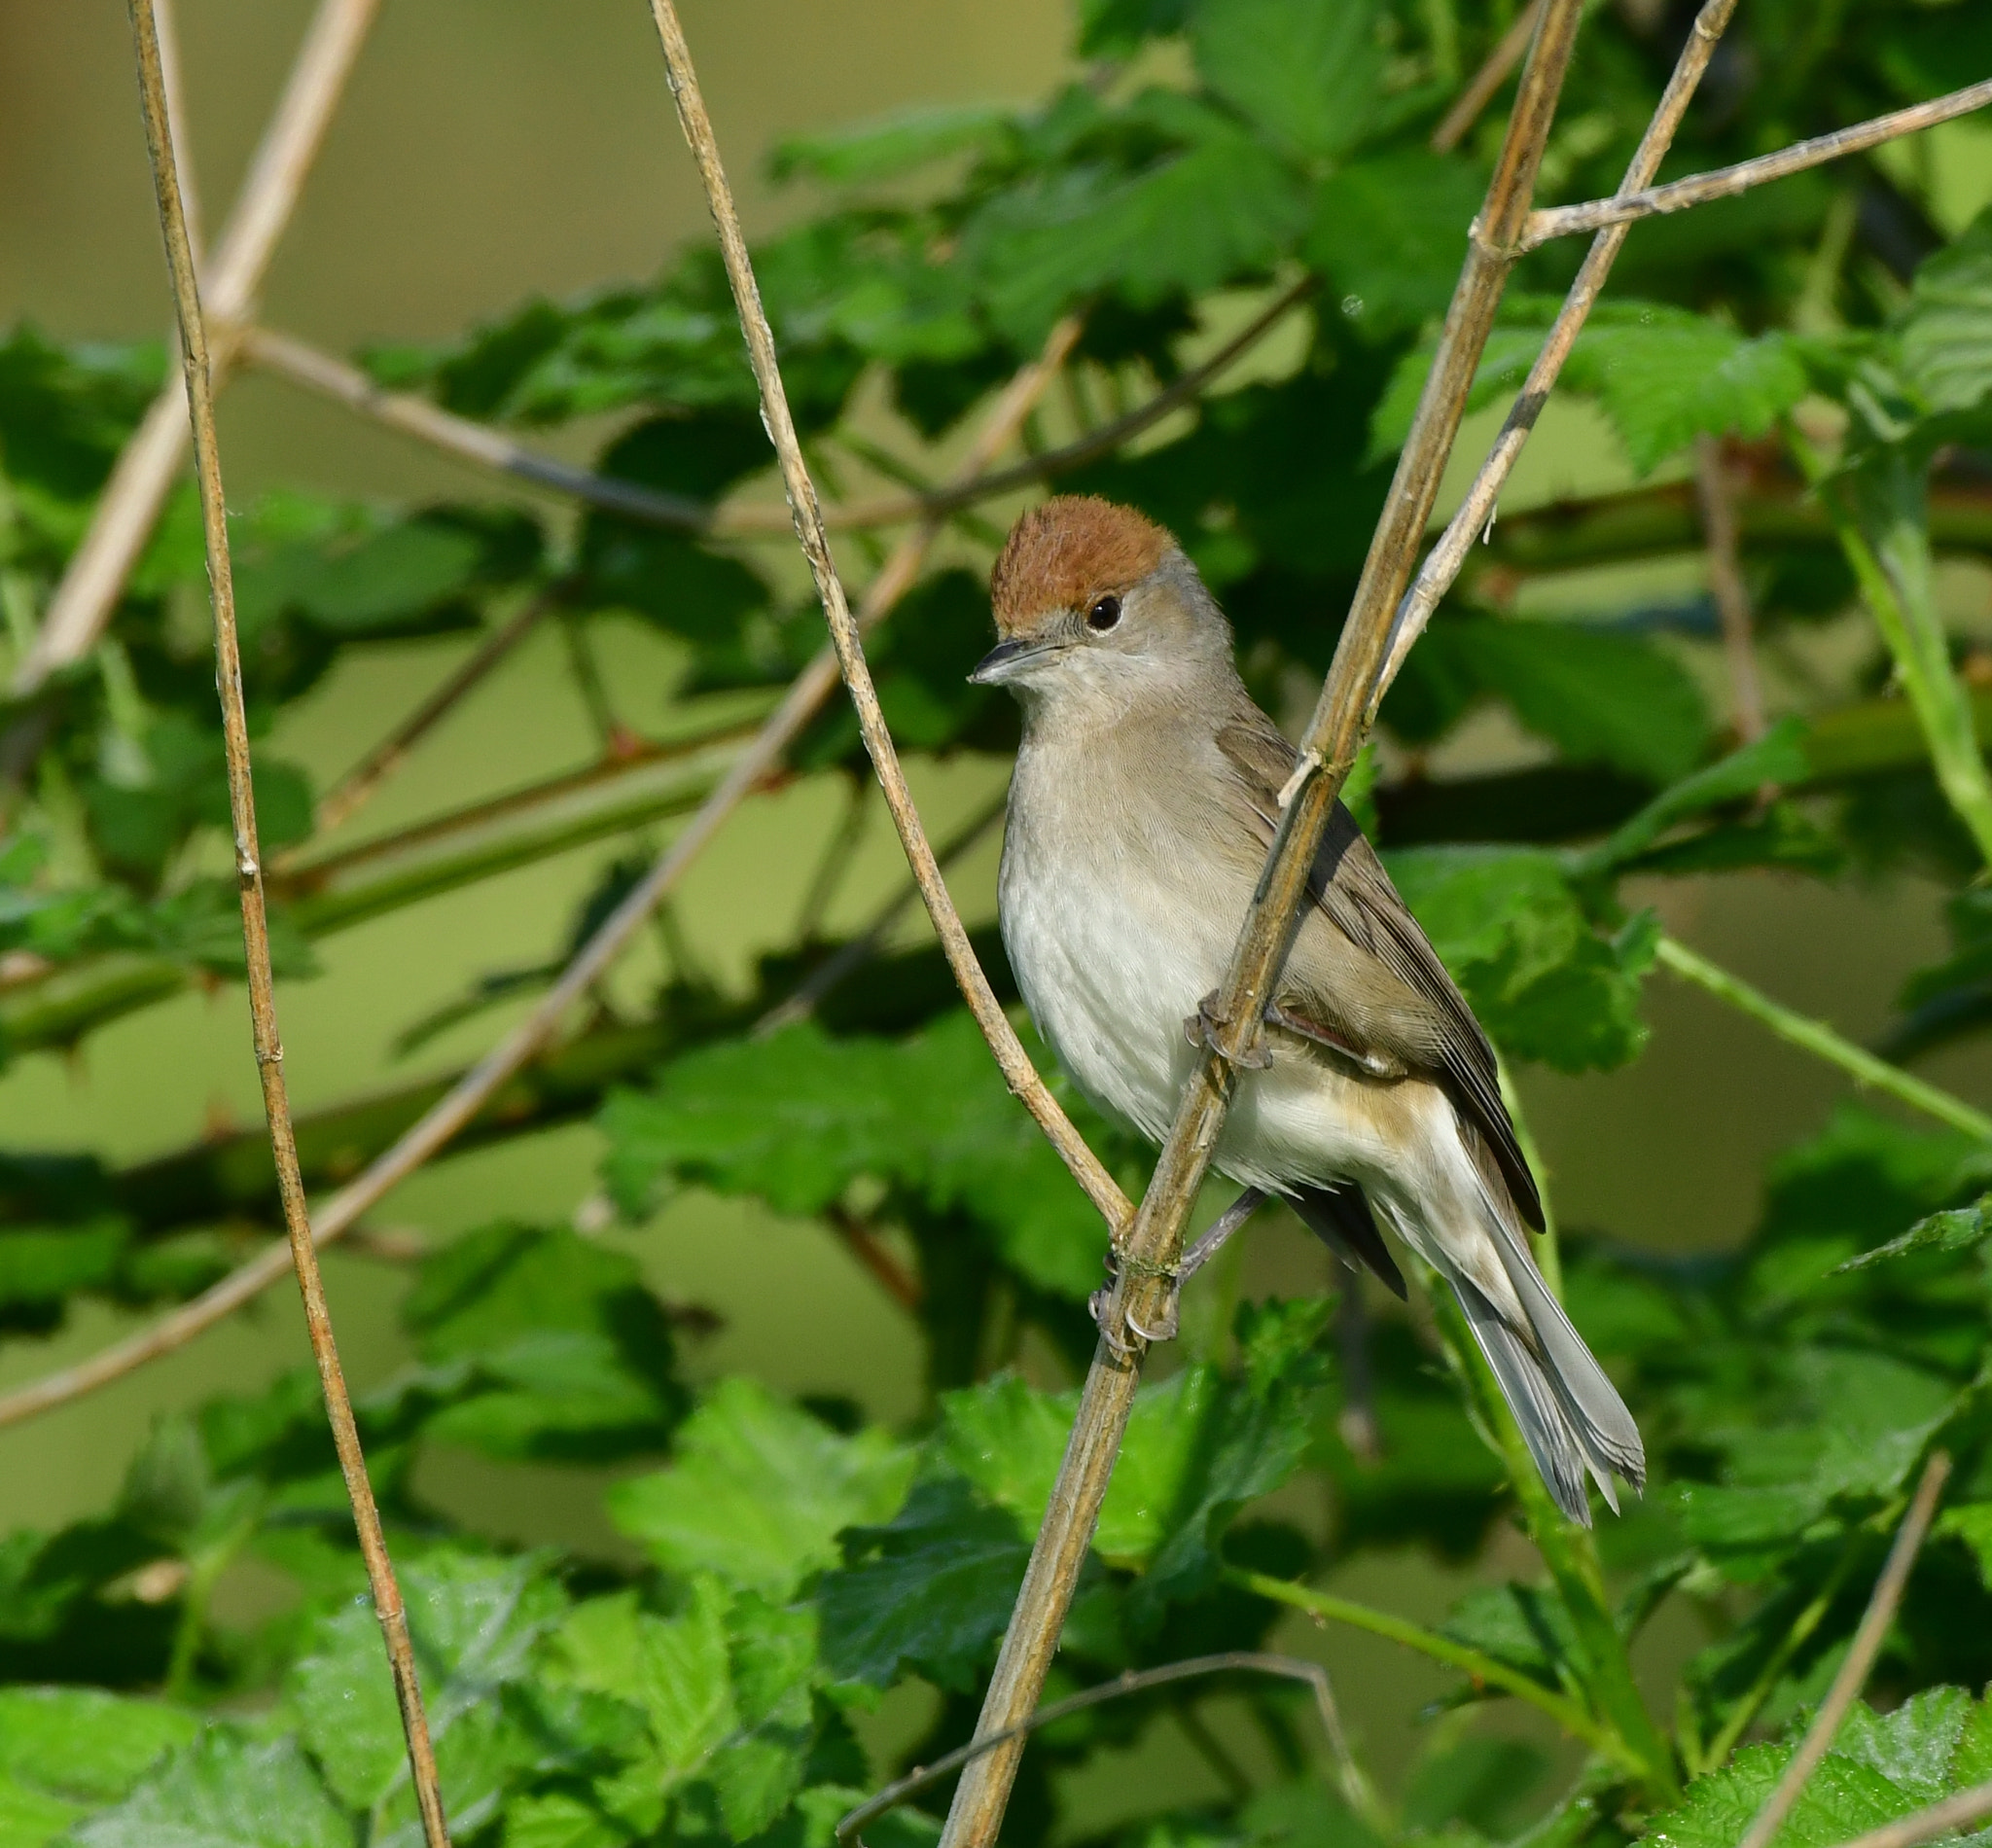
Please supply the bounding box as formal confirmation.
[836,1652,1375,1848]
[644,0,1129,1231]
[1734,1452,1952,1848]
[1431,0,1547,154]
[302,581,569,843]
[940,4,1599,1841]
[244,278,1314,539]
[13,0,382,695]
[1384,0,1742,691]
[121,7,450,1845]
[0,307,1080,1432]
[1519,77,1992,253]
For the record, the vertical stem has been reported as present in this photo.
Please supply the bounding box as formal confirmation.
[1693,434,1767,744]
[123,9,450,1845]
[1793,430,1992,866]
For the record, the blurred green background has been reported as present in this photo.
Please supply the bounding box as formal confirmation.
[4,0,1991,1819]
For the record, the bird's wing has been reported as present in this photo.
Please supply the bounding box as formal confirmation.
[1213,714,1544,1230]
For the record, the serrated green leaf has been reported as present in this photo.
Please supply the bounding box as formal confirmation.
[965,121,1308,343]
[1901,207,1992,421]
[818,1477,1029,1690]
[73,1734,347,1848]
[287,1548,564,1813]
[0,1688,197,1804]
[599,1013,1109,1298]
[1583,719,1814,871]
[769,103,1014,185]
[606,1378,913,1598]
[1836,1688,1974,1804]
[503,1792,634,1848]
[1836,1196,1992,1272]
[1191,0,1384,161]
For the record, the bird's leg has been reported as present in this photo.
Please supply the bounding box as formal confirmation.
[1185,990,1271,1070]
[1089,1187,1270,1348]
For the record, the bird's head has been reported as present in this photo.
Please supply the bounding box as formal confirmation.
[971,496,1233,718]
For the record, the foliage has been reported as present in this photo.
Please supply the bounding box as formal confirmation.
[4,0,1992,1845]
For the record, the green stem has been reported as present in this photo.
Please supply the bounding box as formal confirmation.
[1656,937,1992,1141]
[1791,431,1992,866]
[1434,1295,1681,1803]
[1226,1567,1641,1774]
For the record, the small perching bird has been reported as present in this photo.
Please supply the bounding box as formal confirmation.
[972,495,1643,1525]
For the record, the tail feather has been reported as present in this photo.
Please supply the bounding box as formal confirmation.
[1453,1278,1599,1523]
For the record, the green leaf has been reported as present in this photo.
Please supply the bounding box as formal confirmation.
[0,1773,79,1848]
[73,1734,347,1848]
[818,1476,1030,1690]
[1562,316,1808,476]
[1307,151,1483,326]
[0,1687,197,1803]
[287,1548,564,1813]
[1403,617,1710,784]
[965,119,1308,343]
[398,1222,682,1460]
[1836,1195,1992,1272]
[1191,0,1385,161]
[599,1013,1110,1298]
[606,1378,914,1598]
[1835,1687,1975,1804]
[769,103,1014,185]
[1441,1582,1583,1697]
[1583,719,1814,871]
[1384,847,1654,1071]
[1900,207,1992,422]
[1939,1504,1992,1591]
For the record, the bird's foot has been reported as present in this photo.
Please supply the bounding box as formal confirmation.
[1088,1189,1269,1352]
[1184,990,1271,1070]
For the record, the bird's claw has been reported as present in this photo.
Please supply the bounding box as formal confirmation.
[1183,991,1271,1070]
[1089,1247,1182,1352]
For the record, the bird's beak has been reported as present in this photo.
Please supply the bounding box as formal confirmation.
[969,637,1055,685]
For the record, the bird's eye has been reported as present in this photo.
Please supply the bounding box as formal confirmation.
[1086,594,1122,632]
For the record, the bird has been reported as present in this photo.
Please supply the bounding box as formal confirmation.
[970,494,1644,1525]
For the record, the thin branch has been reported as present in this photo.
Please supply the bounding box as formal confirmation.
[825,1203,924,1314]
[304,584,566,843]
[122,10,449,1847]
[13,0,382,694]
[153,0,201,264]
[1430,0,1546,154]
[1519,77,1992,253]
[246,278,1315,539]
[1694,434,1768,744]
[836,1651,1375,1848]
[1817,1780,1992,1848]
[941,4,1595,1841]
[1655,937,1992,1141]
[757,788,1010,1037]
[645,0,1128,1235]
[0,313,1077,1432]
[237,325,714,530]
[1385,0,1743,692]
[1735,1453,1952,1848]
[1227,1569,1637,1768]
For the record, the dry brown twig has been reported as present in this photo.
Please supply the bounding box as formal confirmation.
[244,279,1312,540]
[1734,1452,1953,1848]
[12,0,381,696]
[836,1651,1373,1848]
[1385,0,1742,691]
[644,0,1128,1234]
[302,581,570,844]
[1519,75,1992,252]
[122,7,451,1846]
[1430,0,1547,154]
[1693,434,1768,743]
[0,304,1079,1434]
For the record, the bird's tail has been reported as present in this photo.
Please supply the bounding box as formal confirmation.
[1445,1211,1645,1527]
